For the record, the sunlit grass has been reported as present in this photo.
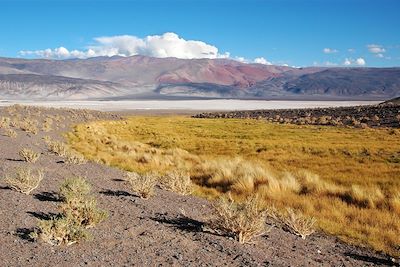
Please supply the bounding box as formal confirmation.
[67,116,400,256]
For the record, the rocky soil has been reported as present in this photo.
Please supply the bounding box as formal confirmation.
[193,103,400,128]
[0,105,398,266]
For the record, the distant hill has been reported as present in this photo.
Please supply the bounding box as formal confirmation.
[0,56,399,100]
[382,96,400,105]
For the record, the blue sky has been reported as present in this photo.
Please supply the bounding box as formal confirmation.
[1,0,399,67]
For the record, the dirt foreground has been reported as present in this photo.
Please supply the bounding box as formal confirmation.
[0,105,398,266]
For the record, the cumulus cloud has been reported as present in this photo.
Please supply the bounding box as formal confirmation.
[343,57,366,66]
[367,44,385,54]
[356,58,366,66]
[253,57,272,65]
[343,58,352,66]
[323,48,338,54]
[19,32,228,60]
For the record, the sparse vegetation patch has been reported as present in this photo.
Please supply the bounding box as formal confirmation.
[4,168,44,195]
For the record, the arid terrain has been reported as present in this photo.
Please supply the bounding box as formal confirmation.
[194,102,400,128]
[0,105,399,266]
[1,56,399,100]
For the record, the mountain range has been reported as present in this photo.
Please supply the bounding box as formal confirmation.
[0,56,399,100]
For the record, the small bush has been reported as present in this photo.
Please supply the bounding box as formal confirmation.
[60,197,108,229]
[274,208,316,239]
[0,117,10,128]
[210,194,269,244]
[4,168,44,195]
[47,140,68,156]
[31,215,89,246]
[42,118,53,132]
[4,128,17,138]
[20,119,38,134]
[31,177,107,245]
[160,170,193,195]
[19,148,40,163]
[59,177,91,203]
[59,177,107,228]
[126,172,157,199]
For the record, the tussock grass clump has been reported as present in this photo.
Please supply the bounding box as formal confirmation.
[32,177,107,246]
[4,128,17,138]
[160,170,193,195]
[19,118,38,134]
[211,194,269,244]
[42,117,53,132]
[4,168,44,195]
[0,116,11,128]
[126,171,157,199]
[46,140,68,156]
[65,151,87,165]
[19,148,40,163]
[271,208,316,239]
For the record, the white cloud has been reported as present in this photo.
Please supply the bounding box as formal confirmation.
[253,57,272,65]
[343,58,352,66]
[367,44,385,54]
[234,56,247,63]
[323,48,338,54]
[343,57,366,66]
[355,58,366,66]
[19,32,229,60]
[376,53,384,58]
[324,61,338,66]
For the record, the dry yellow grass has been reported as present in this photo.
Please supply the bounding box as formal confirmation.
[67,116,400,256]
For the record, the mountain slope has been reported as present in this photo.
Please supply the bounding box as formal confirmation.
[0,56,399,100]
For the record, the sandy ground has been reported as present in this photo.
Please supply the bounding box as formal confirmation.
[0,99,381,112]
[0,105,398,267]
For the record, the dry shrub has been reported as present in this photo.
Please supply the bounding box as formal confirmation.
[60,197,107,229]
[19,118,38,134]
[4,168,44,195]
[32,177,107,246]
[30,216,89,246]
[42,118,53,132]
[59,177,91,202]
[272,208,316,239]
[47,140,68,156]
[65,151,87,165]
[58,177,107,228]
[126,171,157,199]
[19,148,40,163]
[0,117,10,128]
[160,170,193,195]
[4,128,17,138]
[210,194,269,244]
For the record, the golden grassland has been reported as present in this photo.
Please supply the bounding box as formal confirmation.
[67,116,400,256]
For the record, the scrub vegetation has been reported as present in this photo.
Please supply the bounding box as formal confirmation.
[67,116,400,256]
